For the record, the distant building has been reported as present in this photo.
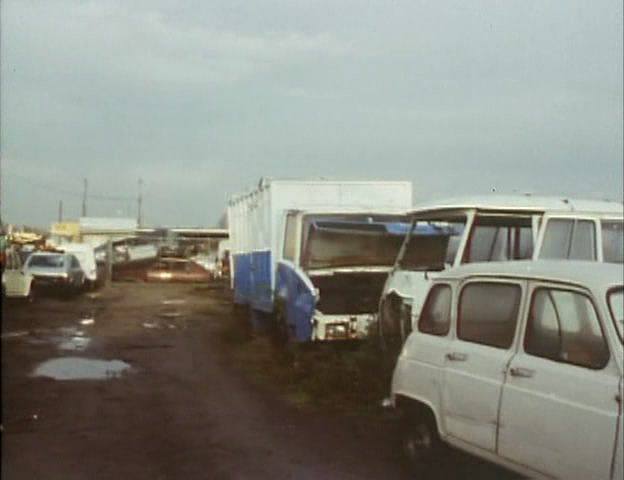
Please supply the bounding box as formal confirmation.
[49,221,81,245]
[79,217,138,247]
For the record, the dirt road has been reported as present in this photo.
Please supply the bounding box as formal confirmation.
[2,283,516,479]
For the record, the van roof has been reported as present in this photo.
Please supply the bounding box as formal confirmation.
[436,260,623,291]
[408,194,623,216]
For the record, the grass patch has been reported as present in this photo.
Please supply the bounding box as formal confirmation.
[220,314,400,417]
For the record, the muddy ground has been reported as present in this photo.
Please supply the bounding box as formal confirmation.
[2,283,518,479]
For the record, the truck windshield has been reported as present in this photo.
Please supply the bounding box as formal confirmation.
[608,288,623,341]
[301,214,409,269]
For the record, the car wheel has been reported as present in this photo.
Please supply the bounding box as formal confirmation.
[400,408,443,478]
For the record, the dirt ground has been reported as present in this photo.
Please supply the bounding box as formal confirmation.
[1,282,518,479]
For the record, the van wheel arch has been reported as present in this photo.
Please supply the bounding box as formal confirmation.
[395,395,445,477]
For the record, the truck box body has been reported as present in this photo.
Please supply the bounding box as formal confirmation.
[227,179,413,313]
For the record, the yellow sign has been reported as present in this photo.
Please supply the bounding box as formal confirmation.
[51,222,80,235]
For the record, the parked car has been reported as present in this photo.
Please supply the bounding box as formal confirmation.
[24,252,86,296]
[388,260,623,480]
[58,243,99,289]
[145,258,212,283]
[1,247,35,301]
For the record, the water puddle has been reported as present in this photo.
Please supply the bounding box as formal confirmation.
[1,331,30,340]
[19,326,93,351]
[159,310,185,319]
[32,357,132,380]
[58,336,91,351]
[161,299,186,305]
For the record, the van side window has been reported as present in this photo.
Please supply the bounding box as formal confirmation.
[458,282,521,348]
[540,219,596,261]
[418,285,452,336]
[525,289,609,369]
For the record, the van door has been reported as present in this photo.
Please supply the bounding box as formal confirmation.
[442,280,524,452]
[3,251,20,296]
[498,283,620,479]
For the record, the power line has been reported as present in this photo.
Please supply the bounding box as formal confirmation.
[5,170,134,202]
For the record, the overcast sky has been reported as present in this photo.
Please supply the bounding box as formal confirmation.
[1,0,622,227]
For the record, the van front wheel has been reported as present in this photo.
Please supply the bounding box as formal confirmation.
[400,409,443,478]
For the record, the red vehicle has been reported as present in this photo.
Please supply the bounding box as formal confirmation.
[144,258,213,283]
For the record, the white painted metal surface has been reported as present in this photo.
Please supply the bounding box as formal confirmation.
[58,243,98,282]
[391,260,624,480]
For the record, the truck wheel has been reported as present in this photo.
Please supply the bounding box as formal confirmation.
[400,408,442,478]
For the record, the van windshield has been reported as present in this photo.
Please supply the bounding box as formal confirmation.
[399,221,465,270]
[463,214,535,263]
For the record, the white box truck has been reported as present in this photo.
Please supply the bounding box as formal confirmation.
[227,178,413,340]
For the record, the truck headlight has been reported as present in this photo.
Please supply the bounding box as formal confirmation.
[326,323,348,339]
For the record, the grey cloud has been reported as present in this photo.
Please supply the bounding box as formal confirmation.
[1,0,622,227]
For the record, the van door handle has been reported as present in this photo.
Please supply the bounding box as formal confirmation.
[446,352,467,362]
[509,367,535,378]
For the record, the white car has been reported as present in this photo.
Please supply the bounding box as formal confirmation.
[388,260,623,480]
[2,247,35,301]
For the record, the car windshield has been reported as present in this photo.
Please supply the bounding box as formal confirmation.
[301,214,410,269]
[607,288,623,341]
[28,254,65,268]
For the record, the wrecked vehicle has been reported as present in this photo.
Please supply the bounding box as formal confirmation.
[275,213,417,341]
[388,260,623,480]
[227,178,413,335]
[378,195,624,344]
[145,258,213,283]
[116,257,213,283]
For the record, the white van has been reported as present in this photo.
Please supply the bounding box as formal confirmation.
[58,243,98,288]
[379,195,623,343]
[389,260,623,480]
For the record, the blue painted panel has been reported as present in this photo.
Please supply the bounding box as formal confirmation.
[250,250,273,313]
[232,253,251,305]
[275,262,316,342]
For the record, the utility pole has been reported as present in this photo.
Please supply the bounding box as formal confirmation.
[137,178,143,227]
[58,200,63,222]
[82,178,88,217]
